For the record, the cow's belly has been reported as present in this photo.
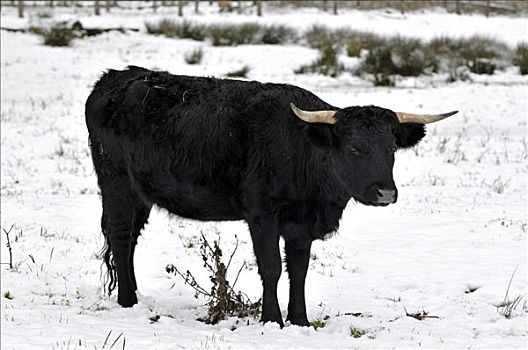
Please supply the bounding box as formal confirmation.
[136,175,244,221]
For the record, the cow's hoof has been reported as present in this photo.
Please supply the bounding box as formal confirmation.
[262,315,284,328]
[286,316,310,327]
[117,293,137,307]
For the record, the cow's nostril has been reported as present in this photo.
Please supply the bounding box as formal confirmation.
[376,189,396,202]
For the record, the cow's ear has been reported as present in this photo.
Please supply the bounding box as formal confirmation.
[395,123,426,149]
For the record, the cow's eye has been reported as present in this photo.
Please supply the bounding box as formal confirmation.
[350,148,361,156]
[388,147,397,155]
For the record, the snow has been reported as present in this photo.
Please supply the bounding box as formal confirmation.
[1,4,527,350]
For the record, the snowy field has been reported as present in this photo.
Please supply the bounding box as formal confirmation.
[1,4,527,350]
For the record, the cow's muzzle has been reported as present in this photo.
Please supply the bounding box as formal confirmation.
[376,188,397,204]
[363,184,397,206]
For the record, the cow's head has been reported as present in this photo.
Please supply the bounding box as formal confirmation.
[290,103,457,206]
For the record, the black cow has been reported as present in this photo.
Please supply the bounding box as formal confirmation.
[85,66,456,327]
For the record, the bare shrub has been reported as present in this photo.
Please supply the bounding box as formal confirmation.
[166,234,260,324]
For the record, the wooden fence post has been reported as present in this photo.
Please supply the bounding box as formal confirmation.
[17,0,24,18]
[256,0,262,16]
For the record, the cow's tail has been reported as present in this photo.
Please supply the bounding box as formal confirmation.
[90,136,118,297]
[100,211,117,296]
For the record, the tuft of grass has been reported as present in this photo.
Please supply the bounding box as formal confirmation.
[309,319,326,330]
[42,24,78,47]
[184,48,204,65]
[295,43,344,77]
[209,23,260,46]
[145,19,207,41]
[346,36,363,57]
[497,266,526,319]
[514,42,528,75]
[3,290,13,300]
[305,25,334,49]
[346,31,386,57]
[226,66,250,78]
[261,24,297,45]
[349,325,366,338]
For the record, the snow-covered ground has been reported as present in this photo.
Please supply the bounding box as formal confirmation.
[1,4,527,350]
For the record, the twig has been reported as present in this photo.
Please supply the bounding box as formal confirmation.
[226,235,239,270]
[3,225,14,270]
[403,306,439,320]
[102,330,112,348]
[502,265,519,302]
[109,332,123,349]
[165,264,211,298]
[231,261,246,289]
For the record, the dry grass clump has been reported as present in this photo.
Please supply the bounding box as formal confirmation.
[166,233,260,324]
[295,43,344,77]
[513,42,528,75]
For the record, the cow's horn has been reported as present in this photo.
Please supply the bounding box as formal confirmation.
[396,111,458,124]
[290,102,337,124]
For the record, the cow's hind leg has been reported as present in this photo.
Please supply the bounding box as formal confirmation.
[91,140,144,307]
[100,183,139,307]
[129,195,152,292]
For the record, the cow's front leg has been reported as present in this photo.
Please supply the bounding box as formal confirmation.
[248,220,283,327]
[285,240,311,326]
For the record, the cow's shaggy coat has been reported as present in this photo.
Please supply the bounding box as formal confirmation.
[86,66,426,326]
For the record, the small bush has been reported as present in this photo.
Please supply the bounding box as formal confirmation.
[305,25,334,49]
[184,48,204,65]
[347,31,386,56]
[389,36,428,76]
[179,21,208,41]
[209,23,260,46]
[295,43,344,77]
[346,37,363,57]
[354,36,428,85]
[145,19,207,41]
[514,42,528,75]
[357,47,396,86]
[470,58,496,74]
[226,66,250,78]
[42,24,77,47]
[461,36,508,74]
[261,25,297,45]
[145,19,179,37]
[459,35,508,62]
